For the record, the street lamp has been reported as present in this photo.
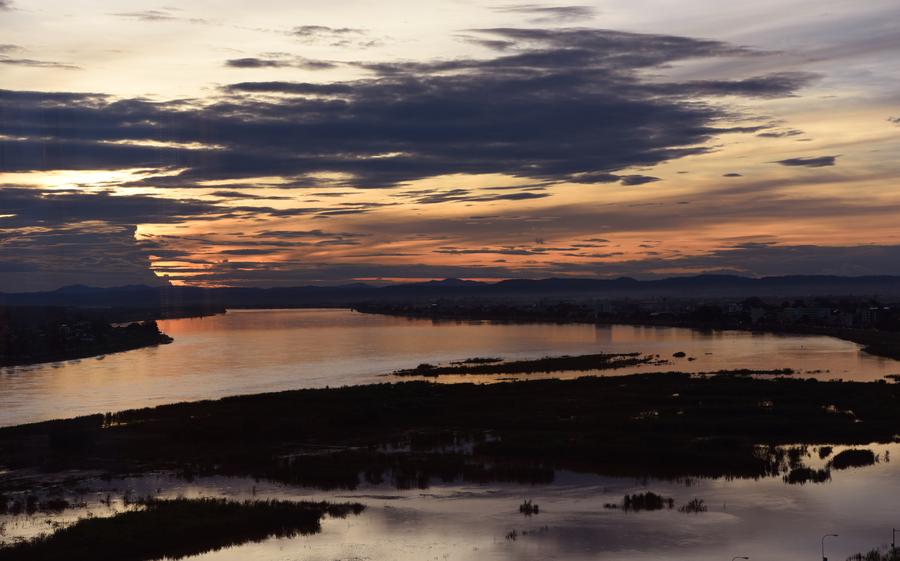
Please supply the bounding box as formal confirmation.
[822,533,838,561]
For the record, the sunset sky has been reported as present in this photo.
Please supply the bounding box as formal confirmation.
[2,0,900,290]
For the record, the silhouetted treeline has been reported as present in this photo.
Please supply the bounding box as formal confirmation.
[848,546,900,561]
[0,306,173,367]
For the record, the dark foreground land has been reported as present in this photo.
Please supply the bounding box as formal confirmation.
[2,373,899,493]
[0,498,363,561]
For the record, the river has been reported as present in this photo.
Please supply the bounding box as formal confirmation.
[1,308,898,426]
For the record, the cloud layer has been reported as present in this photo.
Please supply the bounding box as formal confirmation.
[1,28,812,190]
[3,16,896,290]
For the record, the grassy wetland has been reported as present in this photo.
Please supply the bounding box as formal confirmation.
[2,373,900,494]
[0,498,363,561]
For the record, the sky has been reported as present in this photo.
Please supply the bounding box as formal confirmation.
[1,0,900,290]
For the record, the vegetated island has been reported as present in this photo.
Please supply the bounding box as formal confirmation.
[393,353,658,376]
[0,498,364,561]
[603,491,674,512]
[0,307,175,367]
[2,373,900,496]
[392,354,799,378]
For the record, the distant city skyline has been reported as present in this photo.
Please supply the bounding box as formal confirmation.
[2,0,900,290]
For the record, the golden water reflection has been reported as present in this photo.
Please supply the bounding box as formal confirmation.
[1,309,899,426]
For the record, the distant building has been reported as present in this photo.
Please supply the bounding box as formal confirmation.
[855,308,879,328]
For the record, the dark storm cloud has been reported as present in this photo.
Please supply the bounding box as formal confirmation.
[225,57,337,70]
[114,10,174,21]
[492,4,596,23]
[775,155,838,167]
[0,1,12,9]
[0,188,221,227]
[293,25,363,38]
[225,81,355,95]
[0,44,79,69]
[251,230,366,247]
[723,173,743,177]
[549,244,900,278]
[0,261,39,273]
[0,223,167,291]
[207,190,292,200]
[0,28,814,190]
[113,10,175,21]
[567,172,660,186]
[219,248,279,256]
[757,128,804,138]
[889,116,900,125]
[159,242,900,286]
[290,25,374,47]
[401,188,549,205]
[435,247,540,256]
[0,188,260,291]
[352,174,900,249]
[456,35,516,51]
[112,9,207,24]
[0,57,80,69]
[619,175,660,186]
[643,73,815,99]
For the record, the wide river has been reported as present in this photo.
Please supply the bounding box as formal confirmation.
[2,308,899,426]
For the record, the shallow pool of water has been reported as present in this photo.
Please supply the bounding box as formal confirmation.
[2,443,897,561]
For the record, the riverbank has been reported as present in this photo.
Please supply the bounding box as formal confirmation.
[353,304,900,361]
[0,318,174,368]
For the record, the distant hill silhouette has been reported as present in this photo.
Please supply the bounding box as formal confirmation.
[3,274,900,310]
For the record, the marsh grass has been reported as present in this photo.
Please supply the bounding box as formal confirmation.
[0,498,364,561]
[678,498,707,513]
[783,467,831,484]
[604,492,674,511]
[830,449,877,470]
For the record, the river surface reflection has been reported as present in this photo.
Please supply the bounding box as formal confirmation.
[2,308,899,426]
[2,443,897,561]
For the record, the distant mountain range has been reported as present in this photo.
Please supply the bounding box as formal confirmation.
[3,275,900,310]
